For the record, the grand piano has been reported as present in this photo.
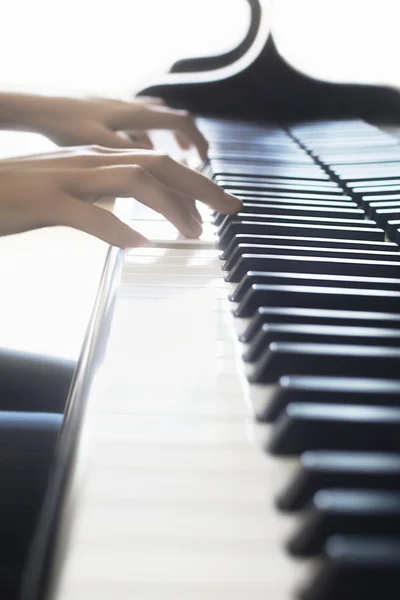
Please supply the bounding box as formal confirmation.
[13,1,400,598]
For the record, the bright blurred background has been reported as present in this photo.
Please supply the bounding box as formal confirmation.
[2,0,400,96]
[0,0,249,94]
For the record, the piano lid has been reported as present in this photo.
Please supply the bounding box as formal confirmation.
[138,0,400,121]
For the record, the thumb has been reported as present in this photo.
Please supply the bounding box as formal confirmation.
[57,194,151,248]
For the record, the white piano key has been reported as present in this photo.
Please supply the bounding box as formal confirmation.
[55,581,295,600]
[54,204,300,600]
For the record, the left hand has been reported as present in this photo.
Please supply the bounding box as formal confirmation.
[28,95,209,159]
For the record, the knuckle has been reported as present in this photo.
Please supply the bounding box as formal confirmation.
[127,164,148,183]
[88,144,105,153]
[151,152,173,168]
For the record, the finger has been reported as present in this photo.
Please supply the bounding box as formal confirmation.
[190,201,203,225]
[62,151,242,215]
[127,131,154,149]
[174,130,191,151]
[53,193,151,248]
[87,125,138,149]
[115,105,209,160]
[126,132,153,149]
[64,166,203,239]
[138,132,154,148]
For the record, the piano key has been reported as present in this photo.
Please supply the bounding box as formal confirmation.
[300,535,400,600]
[224,244,400,276]
[244,323,400,363]
[362,193,400,203]
[214,204,361,227]
[277,450,400,511]
[208,150,314,164]
[315,154,400,166]
[375,207,400,227]
[250,342,400,383]
[218,214,375,238]
[333,169,400,183]
[220,235,398,260]
[241,307,400,344]
[227,196,357,207]
[262,376,400,424]
[211,163,329,180]
[215,205,364,226]
[236,284,400,318]
[346,179,400,190]
[218,222,384,250]
[223,191,353,203]
[215,177,342,193]
[367,200,400,209]
[268,403,400,455]
[232,271,400,304]
[287,489,400,557]
[228,255,400,286]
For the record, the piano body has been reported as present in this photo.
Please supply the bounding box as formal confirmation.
[12,1,400,598]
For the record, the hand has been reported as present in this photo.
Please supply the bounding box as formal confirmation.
[21,94,209,159]
[0,146,241,247]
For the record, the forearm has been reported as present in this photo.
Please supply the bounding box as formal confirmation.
[0,92,48,131]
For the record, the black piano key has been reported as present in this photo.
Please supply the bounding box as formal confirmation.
[375,208,400,227]
[334,169,400,183]
[218,214,374,238]
[347,179,400,190]
[385,219,400,240]
[362,193,400,203]
[211,162,328,180]
[300,535,400,600]
[218,221,384,250]
[232,271,400,305]
[229,194,355,207]
[214,203,362,226]
[368,199,400,209]
[214,176,341,192]
[241,307,400,344]
[250,342,400,384]
[224,191,352,203]
[213,201,358,227]
[268,402,400,456]
[287,489,400,558]
[228,255,400,286]
[208,150,313,164]
[224,245,400,276]
[318,154,400,166]
[263,376,400,424]
[220,235,398,261]
[277,450,400,511]
[244,324,400,364]
[237,284,400,319]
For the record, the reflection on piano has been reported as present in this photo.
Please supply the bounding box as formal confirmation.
[19,1,400,598]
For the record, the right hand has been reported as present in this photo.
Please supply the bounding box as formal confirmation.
[0,146,242,247]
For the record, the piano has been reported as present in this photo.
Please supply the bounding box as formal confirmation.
[13,1,400,598]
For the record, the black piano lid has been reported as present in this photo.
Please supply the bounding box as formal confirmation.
[138,0,400,121]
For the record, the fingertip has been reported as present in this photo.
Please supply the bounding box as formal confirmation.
[222,191,243,214]
[123,233,154,249]
[125,235,154,248]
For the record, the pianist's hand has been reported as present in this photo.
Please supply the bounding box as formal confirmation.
[0,147,241,247]
[5,93,209,160]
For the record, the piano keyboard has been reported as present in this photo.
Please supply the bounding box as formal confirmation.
[51,118,400,600]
